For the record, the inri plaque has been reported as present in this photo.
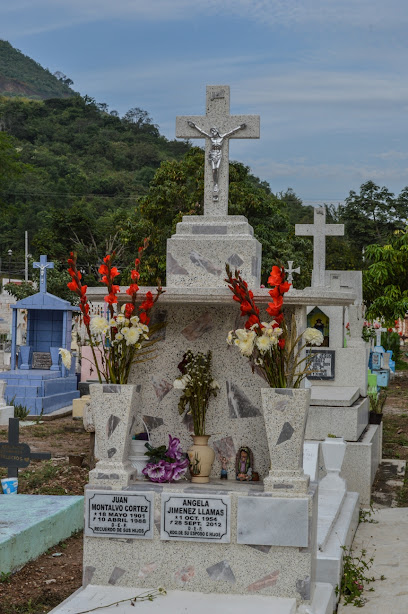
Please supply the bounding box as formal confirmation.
[85,491,154,539]
[161,493,230,543]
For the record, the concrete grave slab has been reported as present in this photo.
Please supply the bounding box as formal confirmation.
[310,386,360,407]
[0,494,83,574]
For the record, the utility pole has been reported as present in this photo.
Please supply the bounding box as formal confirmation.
[25,231,29,282]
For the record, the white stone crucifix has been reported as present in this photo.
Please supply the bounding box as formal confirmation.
[285,261,300,286]
[176,85,260,216]
[295,207,344,287]
[33,254,54,293]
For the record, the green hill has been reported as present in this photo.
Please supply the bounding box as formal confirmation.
[0,40,76,99]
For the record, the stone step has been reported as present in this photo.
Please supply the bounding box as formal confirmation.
[49,584,298,614]
[0,494,84,575]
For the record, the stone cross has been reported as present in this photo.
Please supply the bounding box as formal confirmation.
[176,85,260,216]
[33,254,54,293]
[0,418,51,478]
[285,261,300,286]
[295,207,344,287]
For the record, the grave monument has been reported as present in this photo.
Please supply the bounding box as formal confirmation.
[0,256,80,414]
[74,86,365,614]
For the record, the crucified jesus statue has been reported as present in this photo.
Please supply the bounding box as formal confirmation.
[187,121,246,201]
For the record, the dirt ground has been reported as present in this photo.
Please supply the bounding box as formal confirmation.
[1,364,408,613]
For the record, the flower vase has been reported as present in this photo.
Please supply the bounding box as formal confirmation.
[187,435,215,483]
[87,384,141,487]
[19,345,31,370]
[49,346,60,371]
[261,388,311,494]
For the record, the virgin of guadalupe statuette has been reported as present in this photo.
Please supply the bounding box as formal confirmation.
[187,121,246,201]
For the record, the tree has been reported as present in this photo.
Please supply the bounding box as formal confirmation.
[337,181,408,255]
[363,228,408,324]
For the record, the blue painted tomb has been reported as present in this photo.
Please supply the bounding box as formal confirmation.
[0,256,80,415]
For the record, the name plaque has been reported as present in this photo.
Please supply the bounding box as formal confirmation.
[32,352,52,370]
[306,349,335,380]
[161,494,230,543]
[85,491,154,539]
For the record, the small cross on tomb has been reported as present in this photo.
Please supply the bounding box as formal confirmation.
[285,261,300,286]
[375,326,387,348]
[33,254,54,293]
[0,418,51,478]
[176,85,260,216]
[295,207,344,288]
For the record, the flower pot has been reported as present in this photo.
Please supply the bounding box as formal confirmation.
[19,345,31,370]
[187,435,215,483]
[128,439,149,477]
[369,411,383,425]
[87,383,141,487]
[261,388,310,494]
[49,346,60,371]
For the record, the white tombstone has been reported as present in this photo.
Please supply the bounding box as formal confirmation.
[167,85,262,288]
[295,208,344,288]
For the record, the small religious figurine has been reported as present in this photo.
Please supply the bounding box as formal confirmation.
[220,455,228,480]
[236,446,253,481]
[187,121,246,201]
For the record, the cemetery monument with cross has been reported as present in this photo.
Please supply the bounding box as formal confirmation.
[0,255,80,415]
[56,85,377,614]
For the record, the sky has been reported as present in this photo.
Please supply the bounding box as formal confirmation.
[2,0,408,205]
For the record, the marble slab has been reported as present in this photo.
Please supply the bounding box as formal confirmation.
[85,490,154,539]
[303,442,319,481]
[237,496,309,547]
[310,386,359,407]
[161,493,231,543]
[305,397,369,442]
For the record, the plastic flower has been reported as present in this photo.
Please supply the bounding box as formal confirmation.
[303,328,324,346]
[255,335,272,354]
[123,327,141,345]
[59,348,72,369]
[90,316,109,335]
[167,435,183,461]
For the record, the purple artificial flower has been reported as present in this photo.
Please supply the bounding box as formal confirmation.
[170,461,189,481]
[167,435,183,461]
[142,460,167,482]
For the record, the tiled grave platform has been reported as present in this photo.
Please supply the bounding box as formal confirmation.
[0,494,84,574]
[0,369,79,415]
[305,397,369,441]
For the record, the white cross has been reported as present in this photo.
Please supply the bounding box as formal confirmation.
[176,85,260,216]
[285,261,300,286]
[33,255,54,293]
[374,326,387,347]
[295,207,344,287]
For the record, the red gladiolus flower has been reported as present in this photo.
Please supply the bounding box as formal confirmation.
[139,311,150,325]
[109,266,120,279]
[268,266,284,286]
[266,304,281,317]
[240,300,253,314]
[387,327,393,333]
[104,293,118,304]
[245,314,261,329]
[279,281,291,294]
[278,339,285,349]
[268,286,280,299]
[103,254,111,263]
[67,280,78,292]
